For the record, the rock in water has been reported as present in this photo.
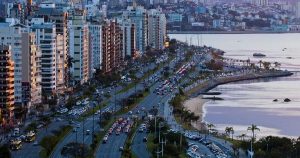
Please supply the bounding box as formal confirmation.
[284,98,291,102]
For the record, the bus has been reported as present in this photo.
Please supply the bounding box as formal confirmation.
[25,131,36,142]
[10,139,22,150]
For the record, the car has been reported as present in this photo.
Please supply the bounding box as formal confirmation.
[138,128,143,132]
[33,141,38,146]
[37,124,44,129]
[119,146,124,151]
[73,128,77,132]
[86,130,90,135]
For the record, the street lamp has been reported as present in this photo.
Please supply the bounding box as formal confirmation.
[114,82,117,119]
[92,101,95,144]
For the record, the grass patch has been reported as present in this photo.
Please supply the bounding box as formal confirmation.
[90,118,115,155]
[146,134,155,154]
[122,120,141,158]
[40,125,72,158]
[115,91,149,116]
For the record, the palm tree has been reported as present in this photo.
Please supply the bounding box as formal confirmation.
[246,58,250,67]
[247,124,260,141]
[238,133,247,141]
[258,60,263,68]
[225,127,234,140]
[262,62,271,70]
[207,123,215,135]
[274,62,281,70]
[247,124,260,154]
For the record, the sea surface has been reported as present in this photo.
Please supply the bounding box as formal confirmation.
[170,33,300,138]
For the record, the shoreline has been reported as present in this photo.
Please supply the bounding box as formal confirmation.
[183,70,293,130]
[168,30,300,34]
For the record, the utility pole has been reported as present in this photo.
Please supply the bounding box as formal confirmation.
[82,118,85,158]
[156,147,161,158]
[82,119,85,144]
[160,138,166,157]
[114,82,116,119]
[92,102,95,144]
[75,130,78,143]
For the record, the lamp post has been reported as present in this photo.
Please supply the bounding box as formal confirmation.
[92,101,95,144]
[114,82,117,119]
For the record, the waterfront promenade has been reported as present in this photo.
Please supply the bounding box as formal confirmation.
[184,70,293,97]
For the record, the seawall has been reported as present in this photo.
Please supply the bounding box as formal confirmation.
[185,70,293,98]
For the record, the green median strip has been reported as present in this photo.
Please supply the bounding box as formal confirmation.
[91,118,115,156]
[77,101,108,122]
[39,125,73,158]
[121,120,141,158]
[92,91,149,156]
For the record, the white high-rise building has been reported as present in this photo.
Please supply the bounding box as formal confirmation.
[148,9,167,50]
[89,24,102,71]
[296,1,300,18]
[123,6,148,54]
[30,19,57,94]
[0,22,25,105]
[251,0,268,6]
[0,20,42,107]
[120,18,136,59]
[68,10,90,84]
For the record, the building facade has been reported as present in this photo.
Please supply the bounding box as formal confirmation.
[120,19,136,59]
[148,9,166,50]
[123,6,148,54]
[34,3,68,93]
[0,45,14,128]
[88,24,102,72]
[102,20,123,73]
[30,19,57,95]
[21,32,42,108]
[68,9,90,84]
[0,23,24,105]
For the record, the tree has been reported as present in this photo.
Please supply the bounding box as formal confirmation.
[274,62,281,70]
[258,60,263,68]
[248,124,260,154]
[207,123,215,135]
[0,145,11,158]
[225,127,234,140]
[262,62,271,70]
[238,133,247,141]
[248,124,260,142]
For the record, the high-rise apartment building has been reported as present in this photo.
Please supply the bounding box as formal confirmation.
[251,0,268,6]
[21,32,42,108]
[102,20,123,73]
[89,23,102,72]
[30,19,57,95]
[148,8,166,50]
[296,1,300,18]
[0,22,24,105]
[0,45,14,128]
[0,20,43,115]
[68,9,90,84]
[6,2,26,24]
[123,6,148,54]
[120,19,137,59]
[34,2,68,92]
